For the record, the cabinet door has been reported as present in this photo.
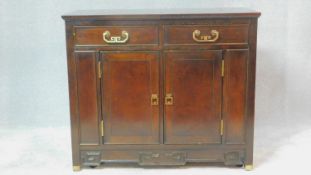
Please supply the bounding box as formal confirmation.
[164,51,222,144]
[101,52,160,144]
[75,51,101,145]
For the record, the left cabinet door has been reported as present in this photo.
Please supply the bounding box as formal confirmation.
[100,52,160,144]
[75,51,101,145]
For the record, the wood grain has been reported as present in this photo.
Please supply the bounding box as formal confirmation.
[63,9,260,169]
[223,49,249,144]
[75,51,100,145]
[75,26,159,46]
[101,52,160,144]
[164,51,222,144]
[164,25,249,45]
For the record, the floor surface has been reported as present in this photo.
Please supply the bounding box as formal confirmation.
[0,123,310,175]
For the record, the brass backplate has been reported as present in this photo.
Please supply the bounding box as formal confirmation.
[165,93,173,105]
[151,94,159,105]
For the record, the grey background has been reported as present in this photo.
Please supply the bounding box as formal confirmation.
[1,0,311,166]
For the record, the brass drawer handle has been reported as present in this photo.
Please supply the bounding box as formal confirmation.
[193,29,219,43]
[165,93,173,105]
[103,30,129,44]
[151,94,159,106]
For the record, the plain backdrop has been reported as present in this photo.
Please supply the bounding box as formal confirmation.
[1,0,311,175]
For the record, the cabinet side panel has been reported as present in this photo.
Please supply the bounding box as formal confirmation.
[65,21,81,166]
[223,49,249,144]
[75,51,99,145]
[245,18,258,165]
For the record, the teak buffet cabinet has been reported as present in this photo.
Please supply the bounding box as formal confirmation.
[62,9,260,171]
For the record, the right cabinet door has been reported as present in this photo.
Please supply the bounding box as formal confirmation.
[164,51,223,144]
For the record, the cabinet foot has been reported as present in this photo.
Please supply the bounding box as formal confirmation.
[73,165,81,171]
[244,164,253,171]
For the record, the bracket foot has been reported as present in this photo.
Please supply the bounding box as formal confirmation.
[73,166,81,171]
[244,164,253,171]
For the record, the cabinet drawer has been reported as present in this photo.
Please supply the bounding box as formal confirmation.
[74,26,159,46]
[164,25,249,45]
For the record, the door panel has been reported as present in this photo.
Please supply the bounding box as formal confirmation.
[101,52,160,144]
[75,51,100,145]
[164,51,222,144]
[223,49,249,144]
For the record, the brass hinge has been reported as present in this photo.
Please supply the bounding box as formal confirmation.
[100,120,104,137]
[98,61,102,78]
[221,60,225,77]
[220,119,224,136]
[72,31,76,38]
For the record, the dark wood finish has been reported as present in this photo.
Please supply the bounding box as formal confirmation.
[164,25,249,45]
[75,51,100,145]
[245,18,258,166]
[65,22,80,167]
[164,51,222,144]
[75,26,159,46]
[62,8,261,20]
[101,52,160,144]
[223,49,249,144]
[62,8,260,170]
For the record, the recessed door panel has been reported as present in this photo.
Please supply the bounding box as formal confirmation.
[164,51,223,144]
[101,52,160,144]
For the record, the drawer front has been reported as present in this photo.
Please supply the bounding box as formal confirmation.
[74,26,159,46]
[164,25,249,45]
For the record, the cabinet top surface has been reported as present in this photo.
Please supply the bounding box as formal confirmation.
[62,8,261,20]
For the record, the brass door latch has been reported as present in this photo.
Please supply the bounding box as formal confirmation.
[151,94,159,105]
[165,93,173,105]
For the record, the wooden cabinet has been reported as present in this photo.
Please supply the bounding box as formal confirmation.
[62,9,260,171]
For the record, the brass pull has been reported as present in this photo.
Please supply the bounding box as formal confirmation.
[165,93,173,105]
[103,30,129,44]
[151,94,159,106]
[193,29,219,43]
